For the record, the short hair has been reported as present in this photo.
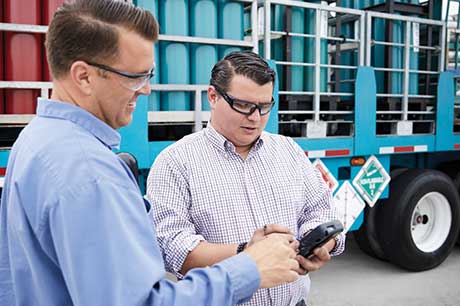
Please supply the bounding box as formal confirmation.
[45,0,159,79]
[210,51,275,91]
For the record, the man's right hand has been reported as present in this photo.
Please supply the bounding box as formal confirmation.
[244,229,300,288]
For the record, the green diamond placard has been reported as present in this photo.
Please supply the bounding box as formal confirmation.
[352,155,390,206]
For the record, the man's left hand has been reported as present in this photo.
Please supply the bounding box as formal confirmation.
[294,237,336,275]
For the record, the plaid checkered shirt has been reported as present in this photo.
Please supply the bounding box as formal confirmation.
[146,125,345,306]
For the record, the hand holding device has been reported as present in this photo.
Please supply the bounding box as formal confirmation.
[298,220,343,258]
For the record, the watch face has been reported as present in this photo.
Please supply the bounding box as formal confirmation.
[237,242,247,253]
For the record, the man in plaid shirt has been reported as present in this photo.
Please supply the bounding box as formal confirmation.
[147,51,345,306]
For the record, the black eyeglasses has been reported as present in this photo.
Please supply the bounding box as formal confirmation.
[87,61,155,91]
[212,84,275,116]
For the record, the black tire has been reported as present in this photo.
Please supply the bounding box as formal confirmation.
[353,200,387,261]
[378,169,460,271]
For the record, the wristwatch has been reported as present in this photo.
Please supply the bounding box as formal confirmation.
[236,242,248,254]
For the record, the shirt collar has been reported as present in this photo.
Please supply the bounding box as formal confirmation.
[37,98,121,150]
[204,121,265,155]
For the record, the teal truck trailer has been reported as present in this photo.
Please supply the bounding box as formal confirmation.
[1,0,460,271]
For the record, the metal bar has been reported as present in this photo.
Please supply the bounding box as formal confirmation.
[279,91,315,95]
[279,110,354,114]
[271,30,315,39]
[194,91,203,132]
[0,22,47,33]
[270,0,364,16]
[408,70,439,75]
[150,84,208,92]
[264,0,271,59]
[367,10,444,26]
[408,94,436,98]
[376,93,403,97]
[251,0,259,53]
[40,88,50,99]
[328,42,360,53]
[359,13,365,66]
[408,44,437,51]
[374,67,405,72]
[374,42,438,51]
[0,115,35,124]
[320,64,358,70]
[366,14,372,66]
[319,92,354,96]
[323,36,360,43]
[278,91,354,96]
[158,34,252,47]
[328,79,356,84]
[148,111,211,123]
[278,111,315,114]
[376,111,435,114]
[440,24,446,72]
[314,9,321,122]
[373,40,405,47]
[0,81,53,89]
[275,61,315,67]
[402,21,411,121]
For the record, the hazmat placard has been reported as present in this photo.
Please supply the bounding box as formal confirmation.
[352,155,390,206]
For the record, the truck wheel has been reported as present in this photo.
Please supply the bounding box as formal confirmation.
[353,200,387,261]
[379,169,460,271]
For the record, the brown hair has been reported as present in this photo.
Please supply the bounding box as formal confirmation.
[210,51,275,91]
[45,0,159,79]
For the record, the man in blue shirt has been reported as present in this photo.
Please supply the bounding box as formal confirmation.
[0,1,300,305]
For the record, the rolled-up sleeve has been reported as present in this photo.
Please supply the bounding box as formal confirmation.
[288,139,346,256]
[147,151,204,277]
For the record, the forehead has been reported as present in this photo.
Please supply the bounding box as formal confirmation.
[114,27,154,72]
[228,74,273,102]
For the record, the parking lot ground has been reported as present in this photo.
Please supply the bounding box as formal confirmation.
[308,235,460,306]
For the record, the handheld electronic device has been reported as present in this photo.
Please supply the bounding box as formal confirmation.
[298,220,344,258]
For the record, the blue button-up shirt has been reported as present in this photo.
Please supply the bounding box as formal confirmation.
[0,98,260,306]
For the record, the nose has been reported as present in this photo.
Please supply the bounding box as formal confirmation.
[247,108,261,121]
[137,80,151,96]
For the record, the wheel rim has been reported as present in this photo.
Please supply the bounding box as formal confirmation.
[410,192,452,253]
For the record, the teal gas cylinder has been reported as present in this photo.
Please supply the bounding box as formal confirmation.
[190,0,218,111]
[160,0,190,111]
[135,0,160,111]
[218,1,244,58]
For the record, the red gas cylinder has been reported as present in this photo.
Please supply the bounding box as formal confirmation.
[5,0,41,114]
[42,0,65,81]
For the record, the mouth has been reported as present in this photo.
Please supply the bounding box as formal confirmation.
[127,101,136,109]
[241,126,258,132]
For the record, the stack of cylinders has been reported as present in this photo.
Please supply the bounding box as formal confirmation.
[305,1,327,92]
[42,0,65,82]
[160,0,190,111]
[190,0,218,111]
[5,0,41,114]
[136,0,160,111]
[218,1,244,58]
[1,3,4,113]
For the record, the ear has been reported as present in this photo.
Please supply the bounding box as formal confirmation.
[69,61,93,96]
[207,85,219,110]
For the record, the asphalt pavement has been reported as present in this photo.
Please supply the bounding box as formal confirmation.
[307,235,460,306]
